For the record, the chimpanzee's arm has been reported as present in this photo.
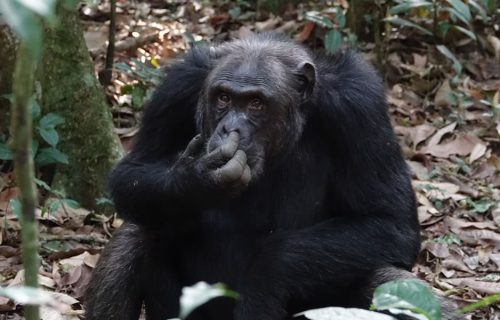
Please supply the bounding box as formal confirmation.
[109,47,211,226]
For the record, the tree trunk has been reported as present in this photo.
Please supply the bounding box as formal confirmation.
[39,4,123,210]
[0,21,17,135]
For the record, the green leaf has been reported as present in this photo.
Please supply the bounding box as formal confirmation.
[452,25,476,40]
[132,85,146,109]
[47,198,61,214]
[438,21,451,36]
[38,127,59,146]
[468,0,488,20]
[9,199,22,219]
[304,12,334,29]
[35,147,69,166]
[38,113,65,129]
[334,8,346,28]
[389,1,433,15]
[296,307,397,319]
[96,197,114,206]
[17,0,57,17]
[31,99,41,119]
[372,280,441,320]
[32,139,39,156]
[228,6,241,19]
[35,178,52,191]
[0,142,13,160]
[179,282,238,319]
[445,7,471,26]
[385,17,433,36]
[466,198,493,213]
[0,1,42,57]
[436,45,462,76]
[446,0,472,22]
[62,198,80,209]
[325,29,342,54]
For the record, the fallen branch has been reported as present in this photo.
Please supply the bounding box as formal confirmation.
[40,234,108,245]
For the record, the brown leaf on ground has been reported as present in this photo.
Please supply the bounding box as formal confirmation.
[426,122,457,148]
[435,80,455,107]
[445,277,500,295]
[422,134,486,159]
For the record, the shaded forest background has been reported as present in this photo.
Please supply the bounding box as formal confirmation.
[0,0,499,319]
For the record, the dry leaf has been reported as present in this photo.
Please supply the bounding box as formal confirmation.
[434,80,455,107]
[413,181,463,201]
[445,277,500,295]
[469,143,487,163]
[423,134,485,158]
[426,122,457,148]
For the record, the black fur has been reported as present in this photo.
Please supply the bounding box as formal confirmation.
[84,34,446,320]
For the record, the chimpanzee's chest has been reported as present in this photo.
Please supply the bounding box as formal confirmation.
[177,163,331,288]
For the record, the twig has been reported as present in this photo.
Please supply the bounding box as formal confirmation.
[40,234,109,245]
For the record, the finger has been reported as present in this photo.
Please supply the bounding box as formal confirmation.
[183,134,203,157]
[219,131,240,158]
[240,165,251,185]
[204,132,240,164]
[214,150,246,182]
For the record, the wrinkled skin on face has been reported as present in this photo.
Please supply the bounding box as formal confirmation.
[196,41,316,186]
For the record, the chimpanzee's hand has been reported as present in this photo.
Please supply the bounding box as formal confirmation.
[173,132,252,198]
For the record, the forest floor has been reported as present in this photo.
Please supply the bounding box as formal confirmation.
[0,1,499,320]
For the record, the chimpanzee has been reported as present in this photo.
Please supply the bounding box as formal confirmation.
[85,33,460,320]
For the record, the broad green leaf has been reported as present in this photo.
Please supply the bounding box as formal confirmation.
[447,0,471,22]
[47,198,61,214]
[62,198,80,209]
[179,282,238,319]
[0,142,13,160]
[35,147,69,166]
[35,178,52,191]
[296,307,397,320]
[453,25,476,40]
[38,113,65,129]
[304,12,334,29]
[389,1,433,15]
[325,29,342,54]
[0,1,42,57]
[9,199,22,219]
[468,0,488,20]
[436,45,462,76]
[17,0,56,17]
[385,17,433,36]
[38,127,59,146]
[466,198,493,213]
[445,7,471,26]
[372,280,441,320]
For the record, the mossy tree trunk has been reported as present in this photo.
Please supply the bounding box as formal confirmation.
[39,4,123,210]
[0,23,17,135]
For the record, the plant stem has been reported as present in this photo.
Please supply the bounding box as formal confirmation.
[11,43,40,320]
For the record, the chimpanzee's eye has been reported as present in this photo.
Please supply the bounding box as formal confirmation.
[218,93,230,104]
[249,98,263,111]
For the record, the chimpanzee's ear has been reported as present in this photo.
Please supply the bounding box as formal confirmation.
[296,61,316,101]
